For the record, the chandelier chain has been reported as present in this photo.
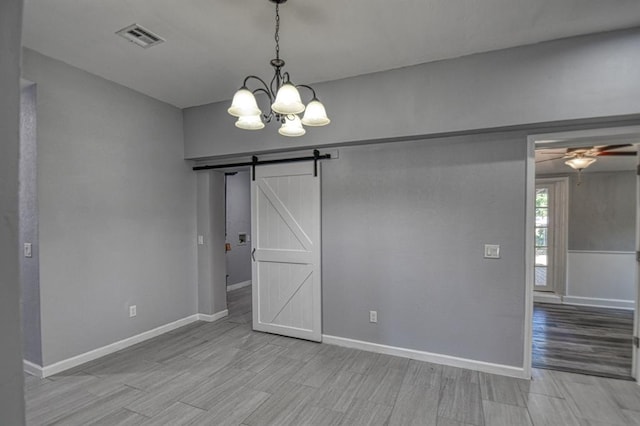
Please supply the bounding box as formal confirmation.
[274,3,280,60]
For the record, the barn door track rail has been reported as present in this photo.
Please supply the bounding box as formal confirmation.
[192,149,331,179]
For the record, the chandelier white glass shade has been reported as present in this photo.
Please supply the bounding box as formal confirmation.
[565,156,596,171]
[279,115,306,137]
[302,100,331,126]
[228,89,261,118]
[272,83,305,115]
[235,114,265,130]
[227,0,329,137]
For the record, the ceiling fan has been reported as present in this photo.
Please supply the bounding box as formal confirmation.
[536,144,636,184]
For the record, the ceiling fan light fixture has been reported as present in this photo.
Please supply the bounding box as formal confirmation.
[565,156,596,171]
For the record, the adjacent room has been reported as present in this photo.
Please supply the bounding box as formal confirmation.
[533,137,638,380]
[2,0,640,424]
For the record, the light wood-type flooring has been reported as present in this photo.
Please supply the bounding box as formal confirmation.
[24,288,640,425]
[532,302,634,380]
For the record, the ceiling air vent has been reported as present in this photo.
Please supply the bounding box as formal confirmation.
[116,24,164,48]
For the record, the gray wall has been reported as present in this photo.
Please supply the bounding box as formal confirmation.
[197,171,228,315]
[0,0,26,423]
[184,28,640,159]
[569,171,635,252]
[183,26,640,369]
[322,133,527,366]
[20,82,42,365]
[23,49,198,366]
[225,171,252,286]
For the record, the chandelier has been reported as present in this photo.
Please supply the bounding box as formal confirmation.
[227,0,330,137]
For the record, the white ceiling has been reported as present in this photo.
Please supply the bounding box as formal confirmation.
[23,0,640,108]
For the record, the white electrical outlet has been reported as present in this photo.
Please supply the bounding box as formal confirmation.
[197,235,204,245]
[369,310,378,323]
[129,305,137,317]
[24,243,32,258]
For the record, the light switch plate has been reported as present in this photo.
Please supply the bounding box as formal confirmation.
[484,244,500,259]
[197,235,204,245]
[24,243,32,258]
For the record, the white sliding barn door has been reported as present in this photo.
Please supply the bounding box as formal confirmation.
[251,161,322,342]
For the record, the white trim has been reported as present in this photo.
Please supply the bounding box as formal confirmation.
[562,296,634,310]
[635,143,640,380]
[568,250,635,255]
[197,309,229,322]
[37,314,199,377]
[227,280,251,292]
[523,135,536,380]
[533,292,562,304]
[322,335,527,379]
[23,360,44,378]
[27,311,227,378]
[535,177,569,295]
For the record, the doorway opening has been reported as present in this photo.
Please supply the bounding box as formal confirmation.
[223,169,253,324]
[527,126,639,381]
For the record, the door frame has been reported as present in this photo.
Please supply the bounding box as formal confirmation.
[525,125,640,382]
[534,177,569,295]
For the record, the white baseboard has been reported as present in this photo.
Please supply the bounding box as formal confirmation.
[562,296,634,310]
[227,280,251,292]
[23,360,44,378]
[197,309,229,322]
[25,310,229,378]
[322,334,527,379]
[533,292,562,304]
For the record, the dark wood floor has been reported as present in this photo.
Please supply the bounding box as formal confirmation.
[532,302,634,380]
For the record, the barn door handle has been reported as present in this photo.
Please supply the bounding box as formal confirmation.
[251,248,256,262]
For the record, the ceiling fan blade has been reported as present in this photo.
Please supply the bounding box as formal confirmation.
[566,146,595,153]
[537,150,566,154]
[535,156,567,164]
[596,144,633,152]
[596,151,637,156]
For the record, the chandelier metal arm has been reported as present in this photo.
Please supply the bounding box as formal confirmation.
[296,84,318,101]
[242,75,270,93]
[251,87,272,99]
[251,87,276,122]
